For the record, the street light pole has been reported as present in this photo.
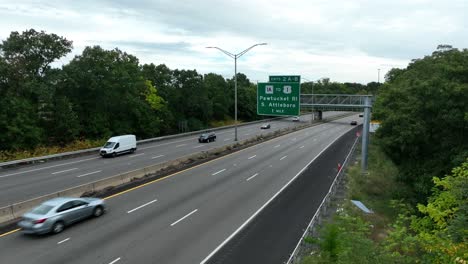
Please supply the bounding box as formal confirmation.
[207,43,267,141]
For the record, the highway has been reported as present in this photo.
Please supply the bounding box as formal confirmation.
[0,112,344,207]
[0,114,361,264]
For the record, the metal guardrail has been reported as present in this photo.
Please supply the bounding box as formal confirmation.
[0,117,286,169]
[286,134,360,264]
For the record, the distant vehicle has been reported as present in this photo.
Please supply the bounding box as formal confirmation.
[350,121,358,125]
[359,113,364,117]
[292,116,300,122]
[261,123,271,129]
[199,132,216,143]
[100,135,137,157]
[18,197,106,235]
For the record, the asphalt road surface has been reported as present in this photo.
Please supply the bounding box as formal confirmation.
[0,114,362,264]
[0,112,346,207]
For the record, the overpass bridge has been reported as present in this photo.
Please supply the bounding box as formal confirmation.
[300,94,373,172]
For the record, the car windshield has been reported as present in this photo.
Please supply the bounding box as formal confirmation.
[30,204,54,215]
[103,141,116,148]
[200,134,207,137]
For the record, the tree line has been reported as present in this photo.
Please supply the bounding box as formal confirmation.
[374,44,468,205]
[0,29,257,151]
[0,29,379,152]
[303,45,467,263]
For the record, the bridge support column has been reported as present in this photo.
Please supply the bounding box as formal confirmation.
[361,97,371,173]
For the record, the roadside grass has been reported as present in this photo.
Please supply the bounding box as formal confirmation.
[1,118,240,163]
[0,138,107,162]
[301,136,403,263]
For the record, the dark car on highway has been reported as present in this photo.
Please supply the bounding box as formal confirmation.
[350,120,358,125]
[260,123,271,129]
[18,197,106,235]
[199,132,216,143]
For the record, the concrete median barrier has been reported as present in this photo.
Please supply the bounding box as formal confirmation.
[92,175,125,191]
[11,193,60,219]
[58,184,94,198]
[0,206,14,223]
[119,169,146,184]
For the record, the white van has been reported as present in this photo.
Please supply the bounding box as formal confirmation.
[100,135,137,157]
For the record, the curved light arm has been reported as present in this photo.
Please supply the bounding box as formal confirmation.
[206,43,267,58]
[206,46,235,58]
[237,43,267,58]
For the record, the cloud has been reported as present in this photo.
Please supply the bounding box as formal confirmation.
[1,0,467,83]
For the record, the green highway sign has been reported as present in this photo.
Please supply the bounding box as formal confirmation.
[257,82,301,116]
[269,75,301,83]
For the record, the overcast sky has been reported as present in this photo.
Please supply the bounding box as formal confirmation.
[1,0,467,83]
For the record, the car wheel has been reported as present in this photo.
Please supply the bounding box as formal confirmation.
[112,152,117,158]
[93,206,104,217]
[52,221,65,234]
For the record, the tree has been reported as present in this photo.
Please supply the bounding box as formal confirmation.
[62,46,164,139]
[204,73,232,120]
[373,46,468,203]
[0,29,72,150]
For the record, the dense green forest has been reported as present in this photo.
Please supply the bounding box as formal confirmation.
[0,29,378,154]
[303,45,468,263]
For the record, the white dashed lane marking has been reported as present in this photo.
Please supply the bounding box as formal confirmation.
[52,168,78,175]
[246,173,259,181]
[212,169,226,176]
[76,170,102,178]
[57,238,70,244]
[171,209,198,227]
[127,199,158,214]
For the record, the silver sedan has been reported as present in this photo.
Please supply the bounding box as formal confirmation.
[18,197,106,235]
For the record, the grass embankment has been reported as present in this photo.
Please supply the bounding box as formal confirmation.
[0,139,107,162]
[301,137,405,264]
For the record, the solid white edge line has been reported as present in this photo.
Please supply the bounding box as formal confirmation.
[109,257,121,264]
[51,168,78,175]
[193,145,205,148]
[0,157,99,178]
[151,155,164,159]
[274,145,280,148]
[170,209,198,227]
[246,173,259,181]
[280,156,287,161]
[212,169,226,176]
[57,237,70,244]
[287,136,359,263]
[76,170,102,178]
[248,155,257,160]
[127,199,158,214]
[175,144,187,148]
[199,128,352,264]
